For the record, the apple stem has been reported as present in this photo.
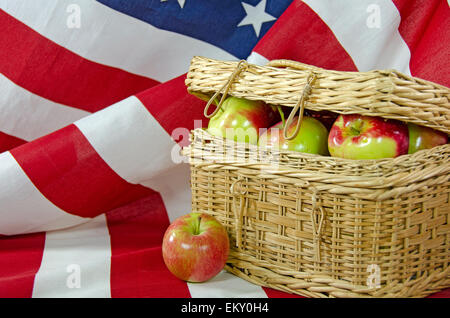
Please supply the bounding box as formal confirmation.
[277,106,286,128]
[350,127,360,136]
[195,216,202,235]
[350,119,364,136]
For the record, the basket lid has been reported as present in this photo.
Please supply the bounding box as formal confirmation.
[185,56,450,135]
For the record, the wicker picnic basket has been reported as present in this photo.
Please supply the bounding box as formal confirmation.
[183,56,450,298]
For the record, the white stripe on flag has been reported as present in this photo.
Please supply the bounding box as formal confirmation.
[1,0,237,82]
[0,152,89,235]
[140,163,192,222]
[32,215,111,298]
[188,270,268,298]
[74,96,190,222]
[0,74,90,141]
[247,51,270,66]
[303,0,411,74]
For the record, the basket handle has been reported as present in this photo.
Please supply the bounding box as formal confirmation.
[310,189,324,263]
[283,72,317,140]
[204,60,249,118]
[230,178,248,250]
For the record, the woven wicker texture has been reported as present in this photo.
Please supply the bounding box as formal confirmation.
[184,56,450,298]
[186,56,450,134]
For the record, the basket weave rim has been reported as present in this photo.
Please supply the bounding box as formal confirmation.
[189,127,449,166]
[186,128,450,200]
[225,250,450,298]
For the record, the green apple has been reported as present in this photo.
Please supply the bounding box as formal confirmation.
[258,116,329,155]
[207,97,279,144]
[328,114,409,159]
[407,123,448,154]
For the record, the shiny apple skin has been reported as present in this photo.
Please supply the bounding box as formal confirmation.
[328,114,409,160]
[162,213,229,283]
[258,116,329,155]
[407,123,448,154]
[207,97,279,144]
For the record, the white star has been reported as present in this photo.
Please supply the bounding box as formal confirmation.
[161,0,186,9]
[237,0,276,37]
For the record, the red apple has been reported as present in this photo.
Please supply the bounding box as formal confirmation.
[328,114,409,159]
[407,123,448,154]
[258,116,329,155]
[207,96,279,144]
[162,212,229,283]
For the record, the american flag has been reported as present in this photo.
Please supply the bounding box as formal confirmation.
[0,0,448,298]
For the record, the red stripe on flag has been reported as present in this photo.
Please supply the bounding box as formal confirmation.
[392,0,450,87]
[0,10,159,113]
[392,0,441,51]
[136,74,207,146]
[10,124,154,218]
[253,0,358,71]
[0,132,26,153]
[106,193,191,298]
[0,232,45,298]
